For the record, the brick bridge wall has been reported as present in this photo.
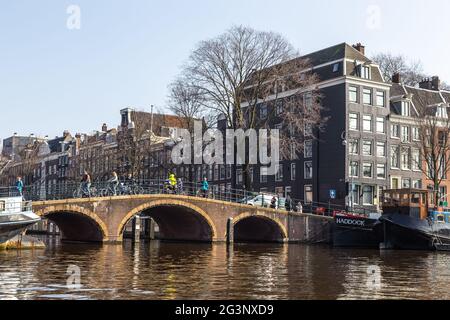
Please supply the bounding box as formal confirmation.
[33,195,332,244]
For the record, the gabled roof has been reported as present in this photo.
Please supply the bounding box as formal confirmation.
[390,83,449,116]
[301,43,370,66]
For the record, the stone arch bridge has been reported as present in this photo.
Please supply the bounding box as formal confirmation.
[33,194,332,243]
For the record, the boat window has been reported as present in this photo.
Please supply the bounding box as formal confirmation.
[0,201,4,212]
[411,194,420,204]
[437,215,445,223]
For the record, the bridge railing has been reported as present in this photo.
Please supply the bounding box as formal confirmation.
[0,180,372,217]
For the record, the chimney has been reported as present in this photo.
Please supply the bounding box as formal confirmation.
[102,123,108,132]
[432,76,440,91]
[63,130,70,138]
[419,76,440,91]
[352,43,365,55]
[392,73,401,84]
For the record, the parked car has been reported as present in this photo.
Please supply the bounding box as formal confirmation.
[246,194,286,210]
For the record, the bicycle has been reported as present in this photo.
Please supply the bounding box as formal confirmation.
[73,184,98,198]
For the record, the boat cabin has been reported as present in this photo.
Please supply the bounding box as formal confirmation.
[381,189,429,220]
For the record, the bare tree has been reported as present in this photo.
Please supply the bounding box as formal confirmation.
[174,25,325,190]
[372,52,425,86]
[412,95,450,207]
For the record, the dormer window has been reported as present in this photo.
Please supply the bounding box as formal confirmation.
[333,63,340,73]
[436,105,448,119]
[401,101,411,117]
[359,65,370,80]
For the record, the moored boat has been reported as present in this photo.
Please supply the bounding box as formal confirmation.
[332,211,383,248]
[0,197,41,244]
[380,189,450,251]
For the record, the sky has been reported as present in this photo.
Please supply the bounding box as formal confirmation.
[1,0,450,144]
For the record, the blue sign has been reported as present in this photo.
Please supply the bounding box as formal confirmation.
[329,189,337,199]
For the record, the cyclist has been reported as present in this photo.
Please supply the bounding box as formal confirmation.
[81,171,91,197]
[168,173,177,193]
[108,171,119,196]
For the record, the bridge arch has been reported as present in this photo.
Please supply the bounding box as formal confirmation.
[232,212,288,243]
[117,199,218,242]
[34,204,109,242]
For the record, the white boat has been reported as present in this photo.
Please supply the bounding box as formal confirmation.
[0,197,41,244]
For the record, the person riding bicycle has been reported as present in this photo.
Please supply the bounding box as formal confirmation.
[168,173,177,193]
[108,171,119,196]
[81,171,91,197]
[201,177,209,198]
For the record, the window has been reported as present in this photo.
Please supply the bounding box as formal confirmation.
[304,161,313,179]
[275,164,283,182]
[362,140,373,156]
[260,104,268,119]
[276,100,284,115]
[402,178,411,189]
[236,169,243,185]
[260,167,268,183]
[363,163,373,178]
[413,180,422,189]
[363,115,372,132]
[412,149,421,171]
[304,185,313,204]
[226,165,232,179]
[349,86,358,103]
[363,88,372,105]
[362,186,374,205]
[412,127,420,141]
[350,161,359,177]
[290,144,297,160]
[349,113,359,131]
[350,184,361,206]
[401,148,411,170]
[360,66,371,79]
[439,131,447,146]
[274,123,283,130]
[401,101,410,117]
[439,187,448,203]
[377,164,386,179]
[291,163,296,181]
[220,165,225,180]
[376,91,385,107]
[333,63,340,73]
[401,126,410,143]
[391,124,400,138]
[376,117,385,134]
[285,186,292,198]
[0,201,5,212]
[437,105,448,118]
[377,142,386,157]
[349,139,359,155]
[304,123,313,136]
[304,140,313,158]
[304,92,313,109]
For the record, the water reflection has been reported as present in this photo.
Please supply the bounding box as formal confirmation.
[1,238,450,300]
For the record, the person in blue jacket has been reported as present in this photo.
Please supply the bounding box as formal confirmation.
[16,176,24,197]
[201,178,209,198]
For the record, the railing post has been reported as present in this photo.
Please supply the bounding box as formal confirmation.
[227,217,234,244]
[131,216,141,243]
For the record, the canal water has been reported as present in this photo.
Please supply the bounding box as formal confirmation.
[1,237,450,300]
